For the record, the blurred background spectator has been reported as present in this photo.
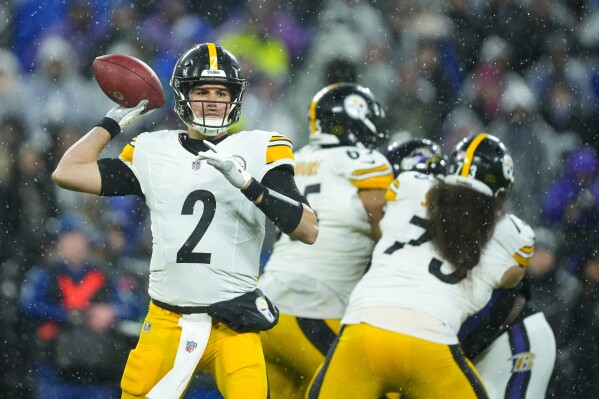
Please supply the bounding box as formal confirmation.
[2,0,599,397]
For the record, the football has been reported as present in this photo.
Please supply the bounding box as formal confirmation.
[92,54,165,110]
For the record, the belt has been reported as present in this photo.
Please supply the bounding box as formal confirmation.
[151,298,209,314]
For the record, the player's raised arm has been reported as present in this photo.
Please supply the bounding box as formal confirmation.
[52,101,148,194]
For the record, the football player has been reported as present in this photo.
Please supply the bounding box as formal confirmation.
[459,277,556,398]
[309,133,532,398]
[52,42,318,399]
[388,138,556,398]
[258,83,394,399]
[386,137,448,178]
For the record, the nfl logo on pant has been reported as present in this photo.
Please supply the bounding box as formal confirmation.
[186,340,198,353]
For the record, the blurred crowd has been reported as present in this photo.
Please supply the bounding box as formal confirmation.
[2,0,599,397]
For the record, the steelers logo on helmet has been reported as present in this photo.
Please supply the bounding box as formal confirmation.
[502,153,515,182]
[344,94,369,120]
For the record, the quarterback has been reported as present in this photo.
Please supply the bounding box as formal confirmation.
[52,43,317,399]
[309,133,532,398]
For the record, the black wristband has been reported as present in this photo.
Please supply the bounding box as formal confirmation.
[256,188,304,234]
[241,178,266,202]
[95,117,121,139]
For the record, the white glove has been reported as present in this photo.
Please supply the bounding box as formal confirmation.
[197,141,252,189]
[106,99,149,129]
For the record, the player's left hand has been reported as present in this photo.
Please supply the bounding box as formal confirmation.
[197,141,252,189]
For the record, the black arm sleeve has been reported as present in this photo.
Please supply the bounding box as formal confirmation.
[97,158,143,197]
[261,166,309,206]
[240,166,310,234]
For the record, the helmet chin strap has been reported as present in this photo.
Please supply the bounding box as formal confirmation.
[189,103,230,136]
[190,118,227,136]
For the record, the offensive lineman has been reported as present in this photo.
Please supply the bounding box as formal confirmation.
[52,43,318,399]
[387,138,556,398]
[258,83,394,398]
[309,133,533,398]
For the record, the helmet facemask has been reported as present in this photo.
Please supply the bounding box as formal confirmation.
[171,43,247,136]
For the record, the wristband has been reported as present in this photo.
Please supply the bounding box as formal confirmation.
[241,178,266,202]
[95,117,121,139]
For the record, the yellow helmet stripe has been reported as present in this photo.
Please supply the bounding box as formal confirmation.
[460,133,488,177]
[207,43,218,70]
[309,82,346,135]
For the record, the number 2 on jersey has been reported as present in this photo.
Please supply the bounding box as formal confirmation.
[177,190,215,264]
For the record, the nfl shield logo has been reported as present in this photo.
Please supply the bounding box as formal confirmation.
[192,159,201,171]
[185,340,198,353]
[143,322,151,333]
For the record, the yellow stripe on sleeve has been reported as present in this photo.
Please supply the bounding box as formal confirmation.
[351,174,394,190]
[513,252,533,268]
[269,135,293,145]
[385,187,397,201]
[266,145,294,164]
[352,164,391,176]
[520,245,534,254]
[118,137,137,164]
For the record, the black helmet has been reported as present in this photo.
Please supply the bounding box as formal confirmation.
[308,83,387,149]
[445,133,514,198]
[386,138,447,178]
[170,43,247,135]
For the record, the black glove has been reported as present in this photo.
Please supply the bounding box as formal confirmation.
[208,289,279,333]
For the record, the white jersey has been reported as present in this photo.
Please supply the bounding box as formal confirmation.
[119,129,295,306]
[343,172,535,344]
[258,145,393,319]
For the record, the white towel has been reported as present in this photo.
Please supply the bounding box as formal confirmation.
[146,313,212,399]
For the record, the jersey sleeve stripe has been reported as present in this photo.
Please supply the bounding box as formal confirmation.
[119,142,136,164]
[513,251,533,268]
[351,174,394,190]
[352,164,391,176]
[519,245,534,254]
[384,180,400,201]
[269,136,293,145]
[385,188,397,201]
[266,145,295,164]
